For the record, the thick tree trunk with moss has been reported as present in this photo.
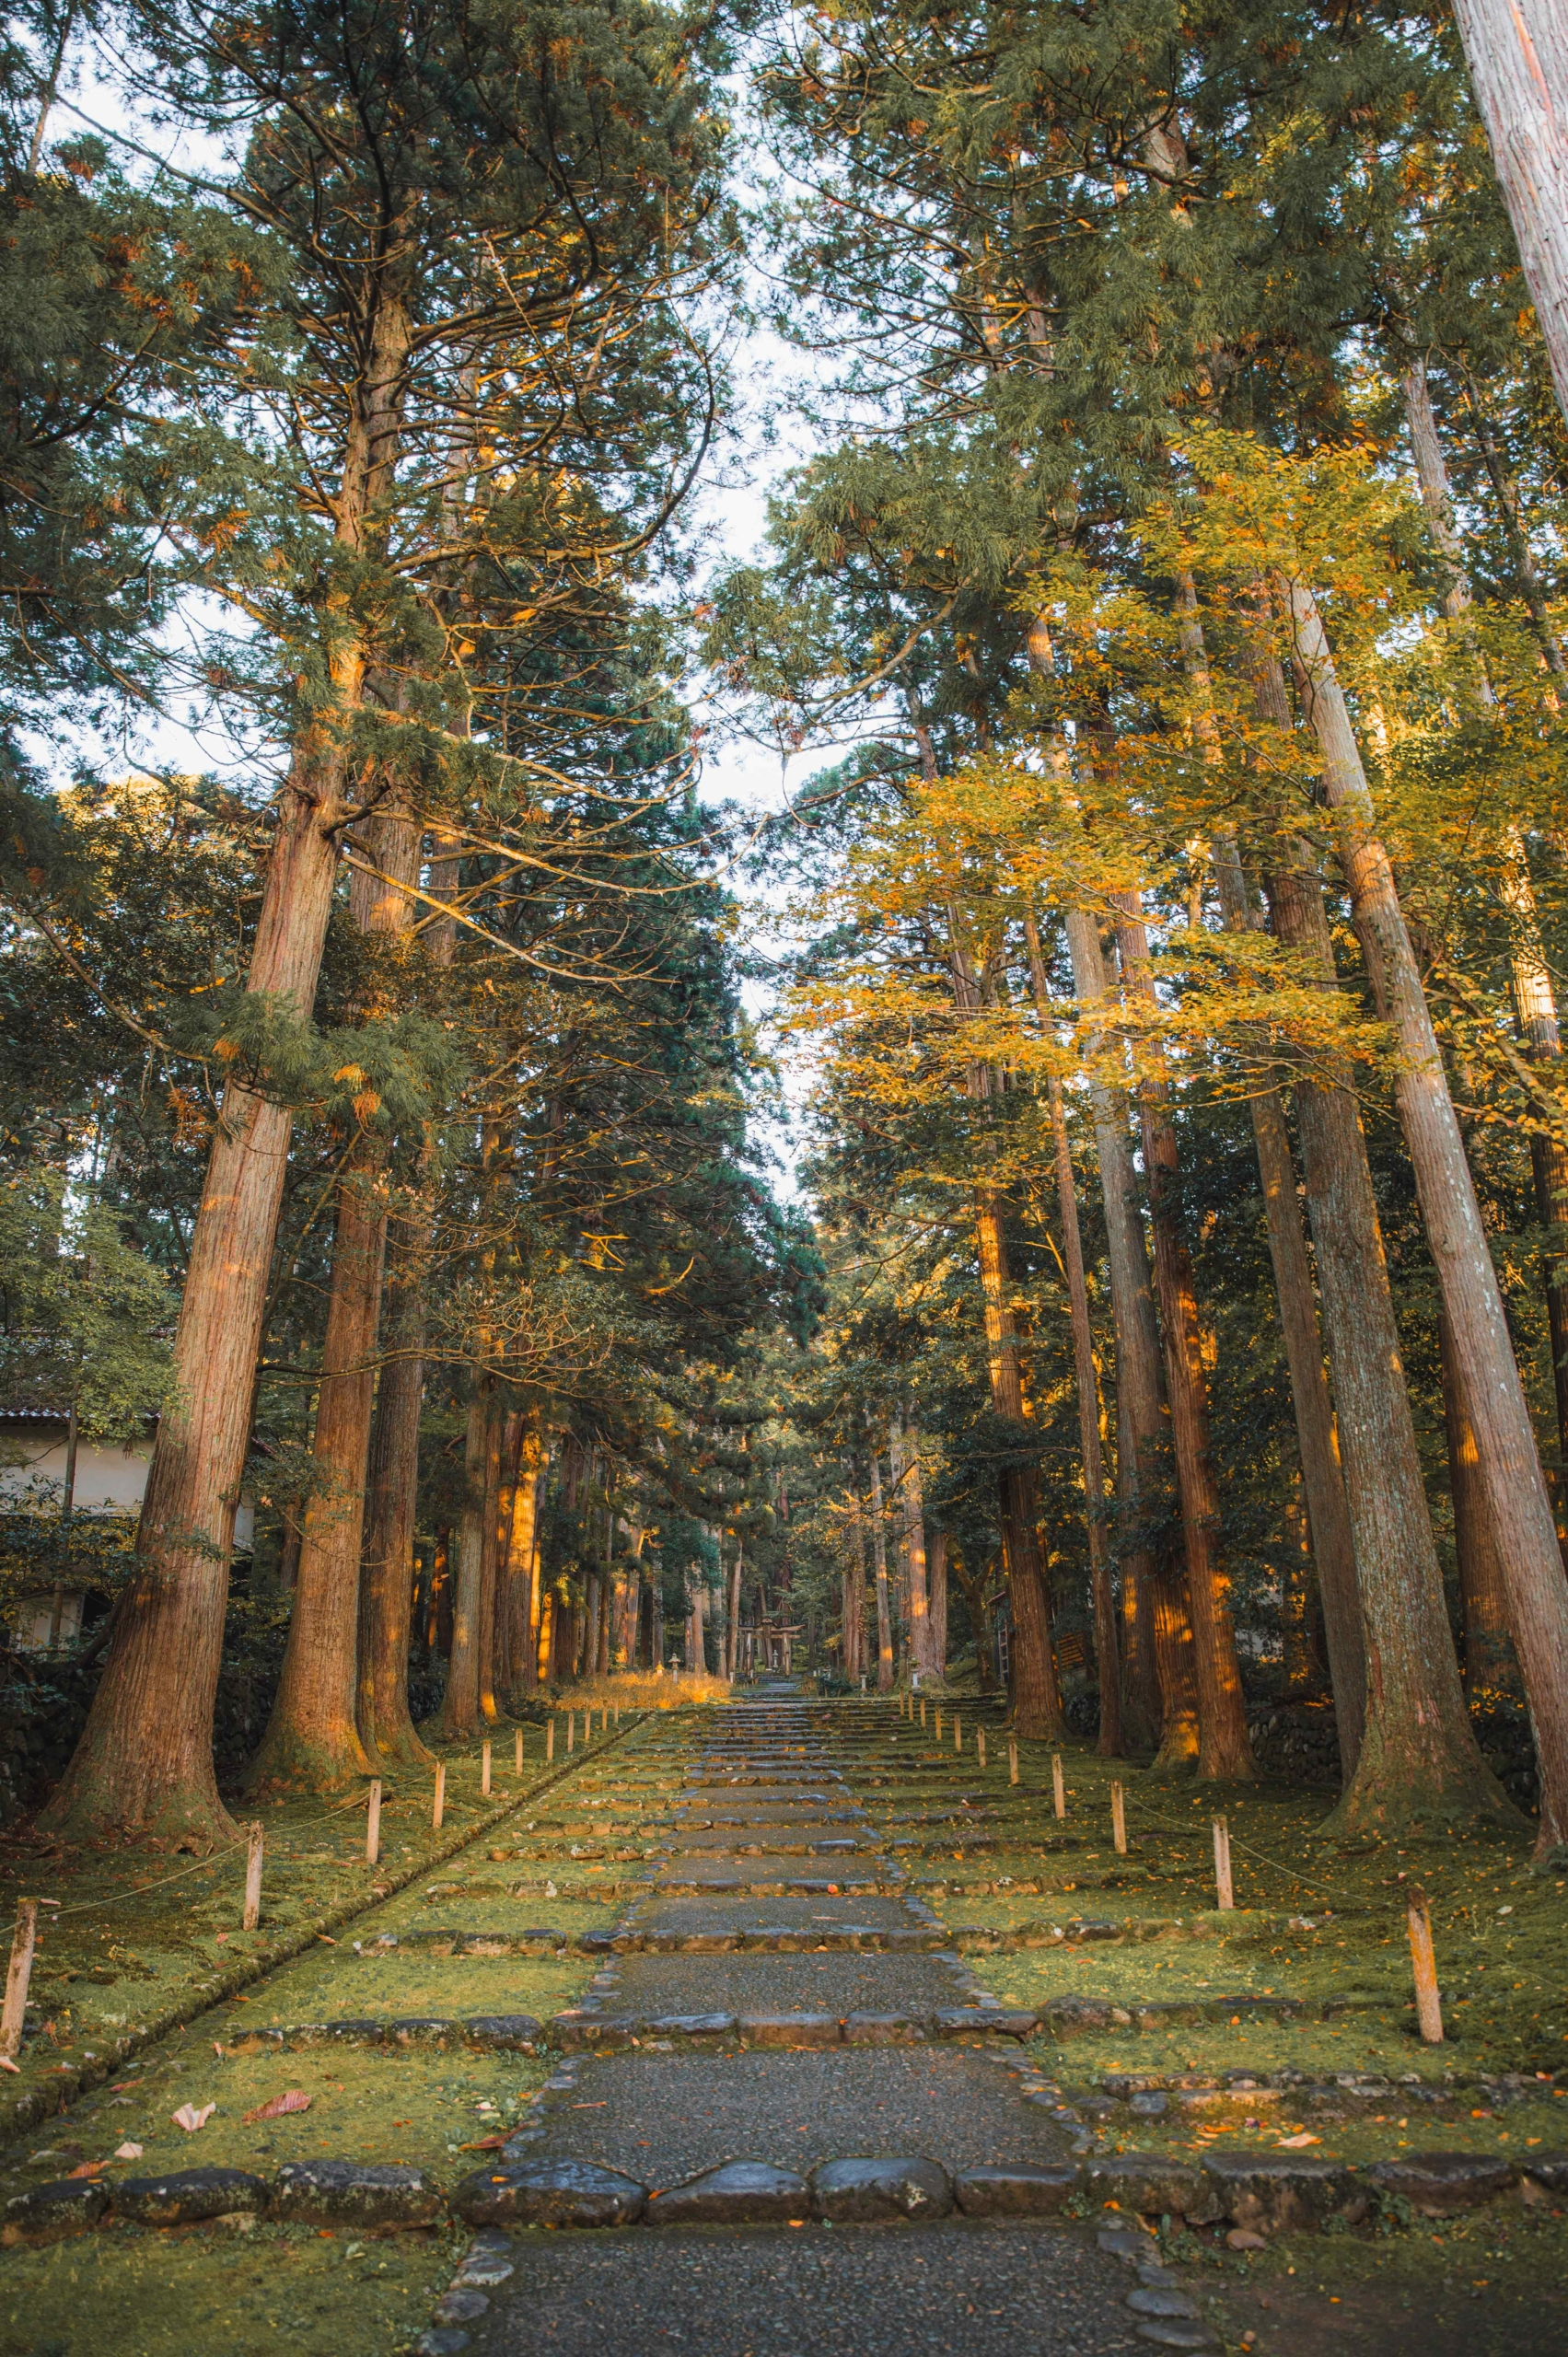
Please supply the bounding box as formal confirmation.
[1282,577,1548,1834]
[1063,908,1174,1759]
[1264,813,1508,1830]
[41,298,408,1841]
[40,766,352,1843]
[1439,1307,1523,1696]
[248,1149,385,1796]
[257,788,433,1794]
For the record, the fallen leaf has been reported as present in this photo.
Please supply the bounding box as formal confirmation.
[171,2103,215,2133]
[1277,2132,1320,2148]
[316,1934,336,1945]
[113,2142,144,2161]
[458,2134,509,2151]
[67,2161,108,2178]
[242,2089,310,2124]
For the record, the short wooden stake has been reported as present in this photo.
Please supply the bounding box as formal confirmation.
[935,1710,944,1742]
[1008,1736,1018,1786]
[433,1761,446,1829]
[1213,1815,1234,1910]
[567,1712,575,1752]
[515,1729,524,1775]
[366,1780,381,1866]
[977,1726,987,1770]
[243,1822,264,1930]
[953,1711,961,1754]
[1,1900,39,2061]
[614,1704,620,1725]
[547,1719,555,1762]
[1051,1755,1066,1819]
[920,1698,927,1729]
[482,1740,492,1797]
[1407,1887,1444,2043]
[1111,1781,1127,1855]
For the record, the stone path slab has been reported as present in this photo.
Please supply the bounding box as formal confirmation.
[461,2220,1149,2356]
[602,1952,958,2014]
[635,1892,917,1933]
[536,2047,1071,2177]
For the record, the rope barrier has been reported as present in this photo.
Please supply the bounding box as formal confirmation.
[0,1720,611,1942]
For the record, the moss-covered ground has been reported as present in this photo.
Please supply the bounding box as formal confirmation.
[0,2212,469,2357]
[0,1715,642,2132]
[0,1707,665,2355]
[1169,2201,1568,2355]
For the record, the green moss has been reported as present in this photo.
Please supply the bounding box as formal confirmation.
[0,2215,462,2357]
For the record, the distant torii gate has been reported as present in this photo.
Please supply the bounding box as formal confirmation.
[743,1620,802,1674]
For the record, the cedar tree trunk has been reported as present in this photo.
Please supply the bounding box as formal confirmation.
[868,1449,895,1692]
[1447,0,1568,429]
[1023,910,1122,1754]
[1264,813,1508,1830]
[1113,895,1254,1782]
[1210,832,1366,1774]
[1283,577,1551,1834]
[1063,908,1176,1759]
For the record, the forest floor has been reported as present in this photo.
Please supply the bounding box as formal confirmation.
[0,1689,1563,2356]
[0,1694,657,2152]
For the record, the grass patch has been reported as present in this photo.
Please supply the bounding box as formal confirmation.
[0,2213,464,2357]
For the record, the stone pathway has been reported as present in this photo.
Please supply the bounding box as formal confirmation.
[425,1691,1213,2356]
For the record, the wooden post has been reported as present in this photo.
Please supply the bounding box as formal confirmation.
[1111,1781,1127,1855]
[1008,1736,1018,1786]
[953,1711,961,1754]
[1213,1816,1234,1910]
[366,1780,381,1866]
[567,1711,575,1752]
[482,1740,492,1797]
[977,1726,987,1769]
[0,1900,39,2061]
[1407,1887,1444,2043]
[920,1698,927,1728]
[243,1822,264,1931]
[935,1709,944,1742]
[1051,1755,1066,1819]
[547,1718,555,1762]
[515,1728,524,1775]
[433,1761,446,1830]
[614,1704,620,1725]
